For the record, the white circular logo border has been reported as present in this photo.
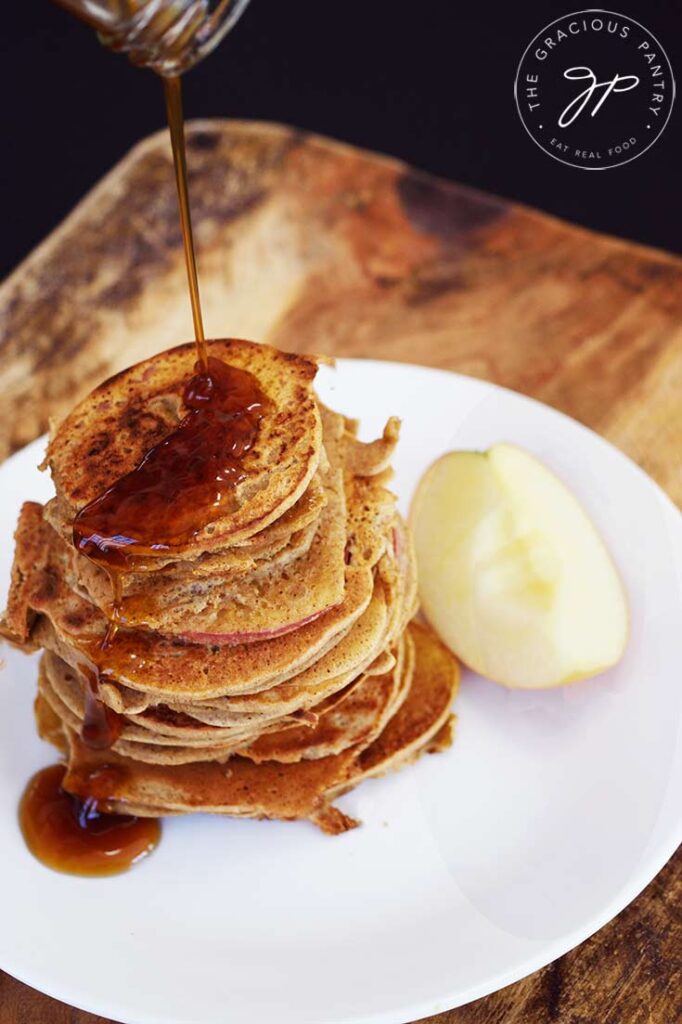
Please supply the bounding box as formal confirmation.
[513,8,676,170]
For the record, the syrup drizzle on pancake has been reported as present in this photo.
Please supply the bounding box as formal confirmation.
[73,358,269,570]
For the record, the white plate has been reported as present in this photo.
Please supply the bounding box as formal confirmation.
[0,359,680,1024]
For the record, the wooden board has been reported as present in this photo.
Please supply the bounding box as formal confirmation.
[0,120,680,1024]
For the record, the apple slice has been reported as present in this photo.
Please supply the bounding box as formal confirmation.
[410,444,628,688]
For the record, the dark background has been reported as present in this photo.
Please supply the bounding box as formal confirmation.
[0,0,679,279]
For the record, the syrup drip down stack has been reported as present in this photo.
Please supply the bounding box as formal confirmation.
[2,340,459,833]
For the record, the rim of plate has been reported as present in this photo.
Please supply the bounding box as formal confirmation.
[0,358,680,1024]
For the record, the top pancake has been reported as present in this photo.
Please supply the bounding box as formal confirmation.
[45,339,323,557]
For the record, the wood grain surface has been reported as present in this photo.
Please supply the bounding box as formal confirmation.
[0,121,680,1024]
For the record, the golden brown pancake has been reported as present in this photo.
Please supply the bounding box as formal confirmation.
[237,632,414,763]
[328,620,460,794]
[57,621,458,832]
[63,726,362,832]
[344,419,401,477]
[43,472,328,577]
[67,466,347,637]
[40,642,411,768]
[39,660,249,765]
[46,339,323,556]
[40,653,269,748]
[4,502,378,698]
[163,579,394,724]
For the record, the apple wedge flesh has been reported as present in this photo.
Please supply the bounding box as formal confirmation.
[410,444,628,688]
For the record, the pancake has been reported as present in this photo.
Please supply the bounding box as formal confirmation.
[76,512,321,593]
[343,417,401,477]
[46,339,323,557]
[328,620,460,795]
[68,466,347,636]
[30,569,372,700]
[0,501,50,647]
[232,473,326,553]
[237,632,414,763]
[40,653,275,748]
[128,701,314,744]
[39,661,245,765]
[40,642,411,768]
[58,621,458,832]
[43,472,328,577]
[42,643,397,752]
[63,726,362,831]
[175,646,397,724]
[7,501,377,697]
[172,578,393,722]
[36,525,410,713]
[317,401,400,481]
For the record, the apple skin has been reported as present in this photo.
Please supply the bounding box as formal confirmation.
[179,606,331,646]
[410,444,629,689]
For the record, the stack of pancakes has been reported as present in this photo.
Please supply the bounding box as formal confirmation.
[2,340,458,833]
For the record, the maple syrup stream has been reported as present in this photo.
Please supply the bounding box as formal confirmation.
[164,74,208,368]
